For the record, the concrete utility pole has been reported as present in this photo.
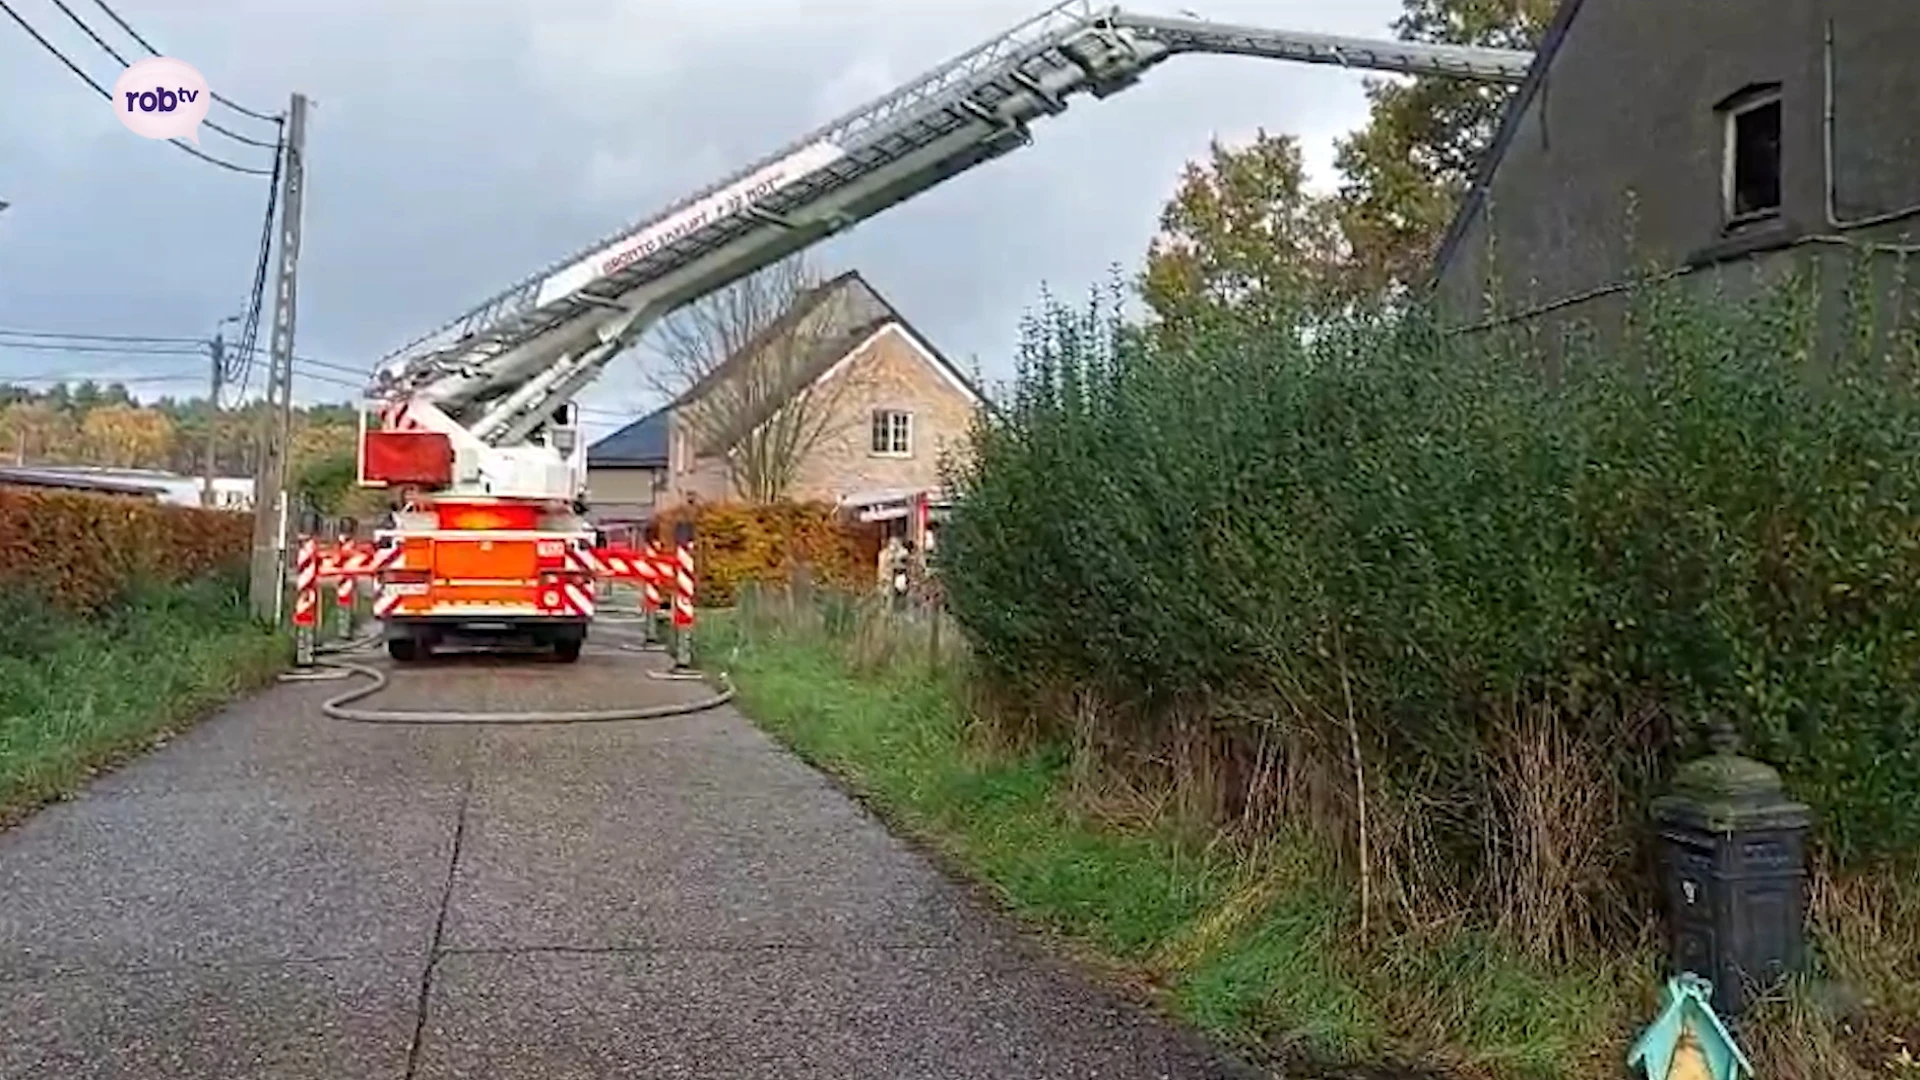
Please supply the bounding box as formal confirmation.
[248,92,308,624]
[203,331,223,507]
[202,315,240,508]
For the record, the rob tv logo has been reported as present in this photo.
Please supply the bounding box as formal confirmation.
[111,57,212,145]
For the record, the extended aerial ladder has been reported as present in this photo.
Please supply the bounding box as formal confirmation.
[355,1,1534,660]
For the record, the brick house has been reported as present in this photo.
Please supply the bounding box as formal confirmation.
[1428,0,1920,358]
[586,270,987,542]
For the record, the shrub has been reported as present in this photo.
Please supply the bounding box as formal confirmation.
[649,499,881,607]
[938,270,1920,954]
[0,488,252,616]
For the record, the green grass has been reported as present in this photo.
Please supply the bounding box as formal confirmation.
[703,612,1636,1078]
[0,574,287,821]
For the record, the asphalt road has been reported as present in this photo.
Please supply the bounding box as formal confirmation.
[0,630,1264,1079]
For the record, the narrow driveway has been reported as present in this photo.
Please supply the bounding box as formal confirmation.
[1,633,1262,1079]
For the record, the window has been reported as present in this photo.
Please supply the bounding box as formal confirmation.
[870,409,912,456]
[1721,86,1782,222]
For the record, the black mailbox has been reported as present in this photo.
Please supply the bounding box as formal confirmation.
[1650,717,1812,1017]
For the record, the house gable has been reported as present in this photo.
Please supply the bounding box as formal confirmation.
[1424,0,1844,335]
[1426,0,1587,291]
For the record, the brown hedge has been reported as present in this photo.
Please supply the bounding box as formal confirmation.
[647,500,881,607]
[0,487,253,615]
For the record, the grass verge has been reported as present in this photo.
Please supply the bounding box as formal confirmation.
[0,574,287,825]
[702,610,1639,1079]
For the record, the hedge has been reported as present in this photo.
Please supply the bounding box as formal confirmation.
[648,500,881,607]
[938,270,1920,933]
[0,487,252,615]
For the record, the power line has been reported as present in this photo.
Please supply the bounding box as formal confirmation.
[0,339,206,356]
[43,0,277,148]
[85,0,281,124]
[0,0,274,175]
[0,327,203,345]
[231,132,284,393]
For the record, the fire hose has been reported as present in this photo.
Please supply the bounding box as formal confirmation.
[308,625,735,726]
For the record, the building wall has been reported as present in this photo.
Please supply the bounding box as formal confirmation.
[663,409,732,507]
[1431,0,1920,352]
[586,465,665,507]
[787,325,979,503]
[1435,0,1823,322]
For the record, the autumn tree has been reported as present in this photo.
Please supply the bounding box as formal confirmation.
[1331,0,1558,297]
[1140,1,1555,315]
[646,253,872,503]
[1141,130,1347,332]
[79,404,174,468]
[0,402,78,465]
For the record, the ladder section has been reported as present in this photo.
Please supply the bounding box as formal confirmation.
[1108,14,1535,82]
[372,2,1538,435]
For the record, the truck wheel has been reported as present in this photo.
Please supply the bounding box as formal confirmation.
[387,638,420,662]
[553,637,583,663]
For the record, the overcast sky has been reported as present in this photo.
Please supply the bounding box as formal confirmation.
[0,0,1404,439]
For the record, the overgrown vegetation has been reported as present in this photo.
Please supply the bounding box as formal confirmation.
[0,487,285,821]
[706,594,1645,1077]
[705,267,1920,1077]
[0,569,285,822]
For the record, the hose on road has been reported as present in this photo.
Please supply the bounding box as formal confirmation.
[306,626,736,726]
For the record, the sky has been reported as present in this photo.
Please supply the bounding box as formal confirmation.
[0,0,1406,441]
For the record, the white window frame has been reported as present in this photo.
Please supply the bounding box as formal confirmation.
[1721,85,1783,224]
[870,409,913,457]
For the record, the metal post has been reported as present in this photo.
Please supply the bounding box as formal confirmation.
[334,539,355,641]
[249,92,309,623]
[672,520,695,670]
[292,535,318,666]
[643,539,665,645]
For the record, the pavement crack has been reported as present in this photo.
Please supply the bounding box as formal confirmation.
[404,771,472,1080]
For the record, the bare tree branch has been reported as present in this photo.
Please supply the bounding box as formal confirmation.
[643,254,872,503]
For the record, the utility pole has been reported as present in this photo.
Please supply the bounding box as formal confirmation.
[248,92,308,623]
[202,329,225,507]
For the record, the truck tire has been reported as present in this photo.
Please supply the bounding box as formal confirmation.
[553,637,583,663]
[387,638,420,662]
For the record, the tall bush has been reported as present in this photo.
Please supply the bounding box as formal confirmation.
[939,271,1920,944]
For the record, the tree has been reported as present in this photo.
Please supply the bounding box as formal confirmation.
[1331,0,1559,297]
[646,254,870,503]
[79,404,174,468]
[1141,130,1347,331]
[0,402,77,464]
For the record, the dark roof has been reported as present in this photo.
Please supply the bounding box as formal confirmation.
[586,405,670,468]
[1426,0,1587,287]
[0,466,166,498]
[590,270,991,464]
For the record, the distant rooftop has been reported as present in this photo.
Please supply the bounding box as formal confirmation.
[0,465,167,498]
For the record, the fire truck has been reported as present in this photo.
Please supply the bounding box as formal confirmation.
[354,1,1532,662]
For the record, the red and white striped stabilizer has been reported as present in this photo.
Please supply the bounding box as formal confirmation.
[372,585,406,619]
[366,544,402,573]
[292,537,320,628]
[558,581,596,618]
[672,541,695,629]
[336,572,355,608]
